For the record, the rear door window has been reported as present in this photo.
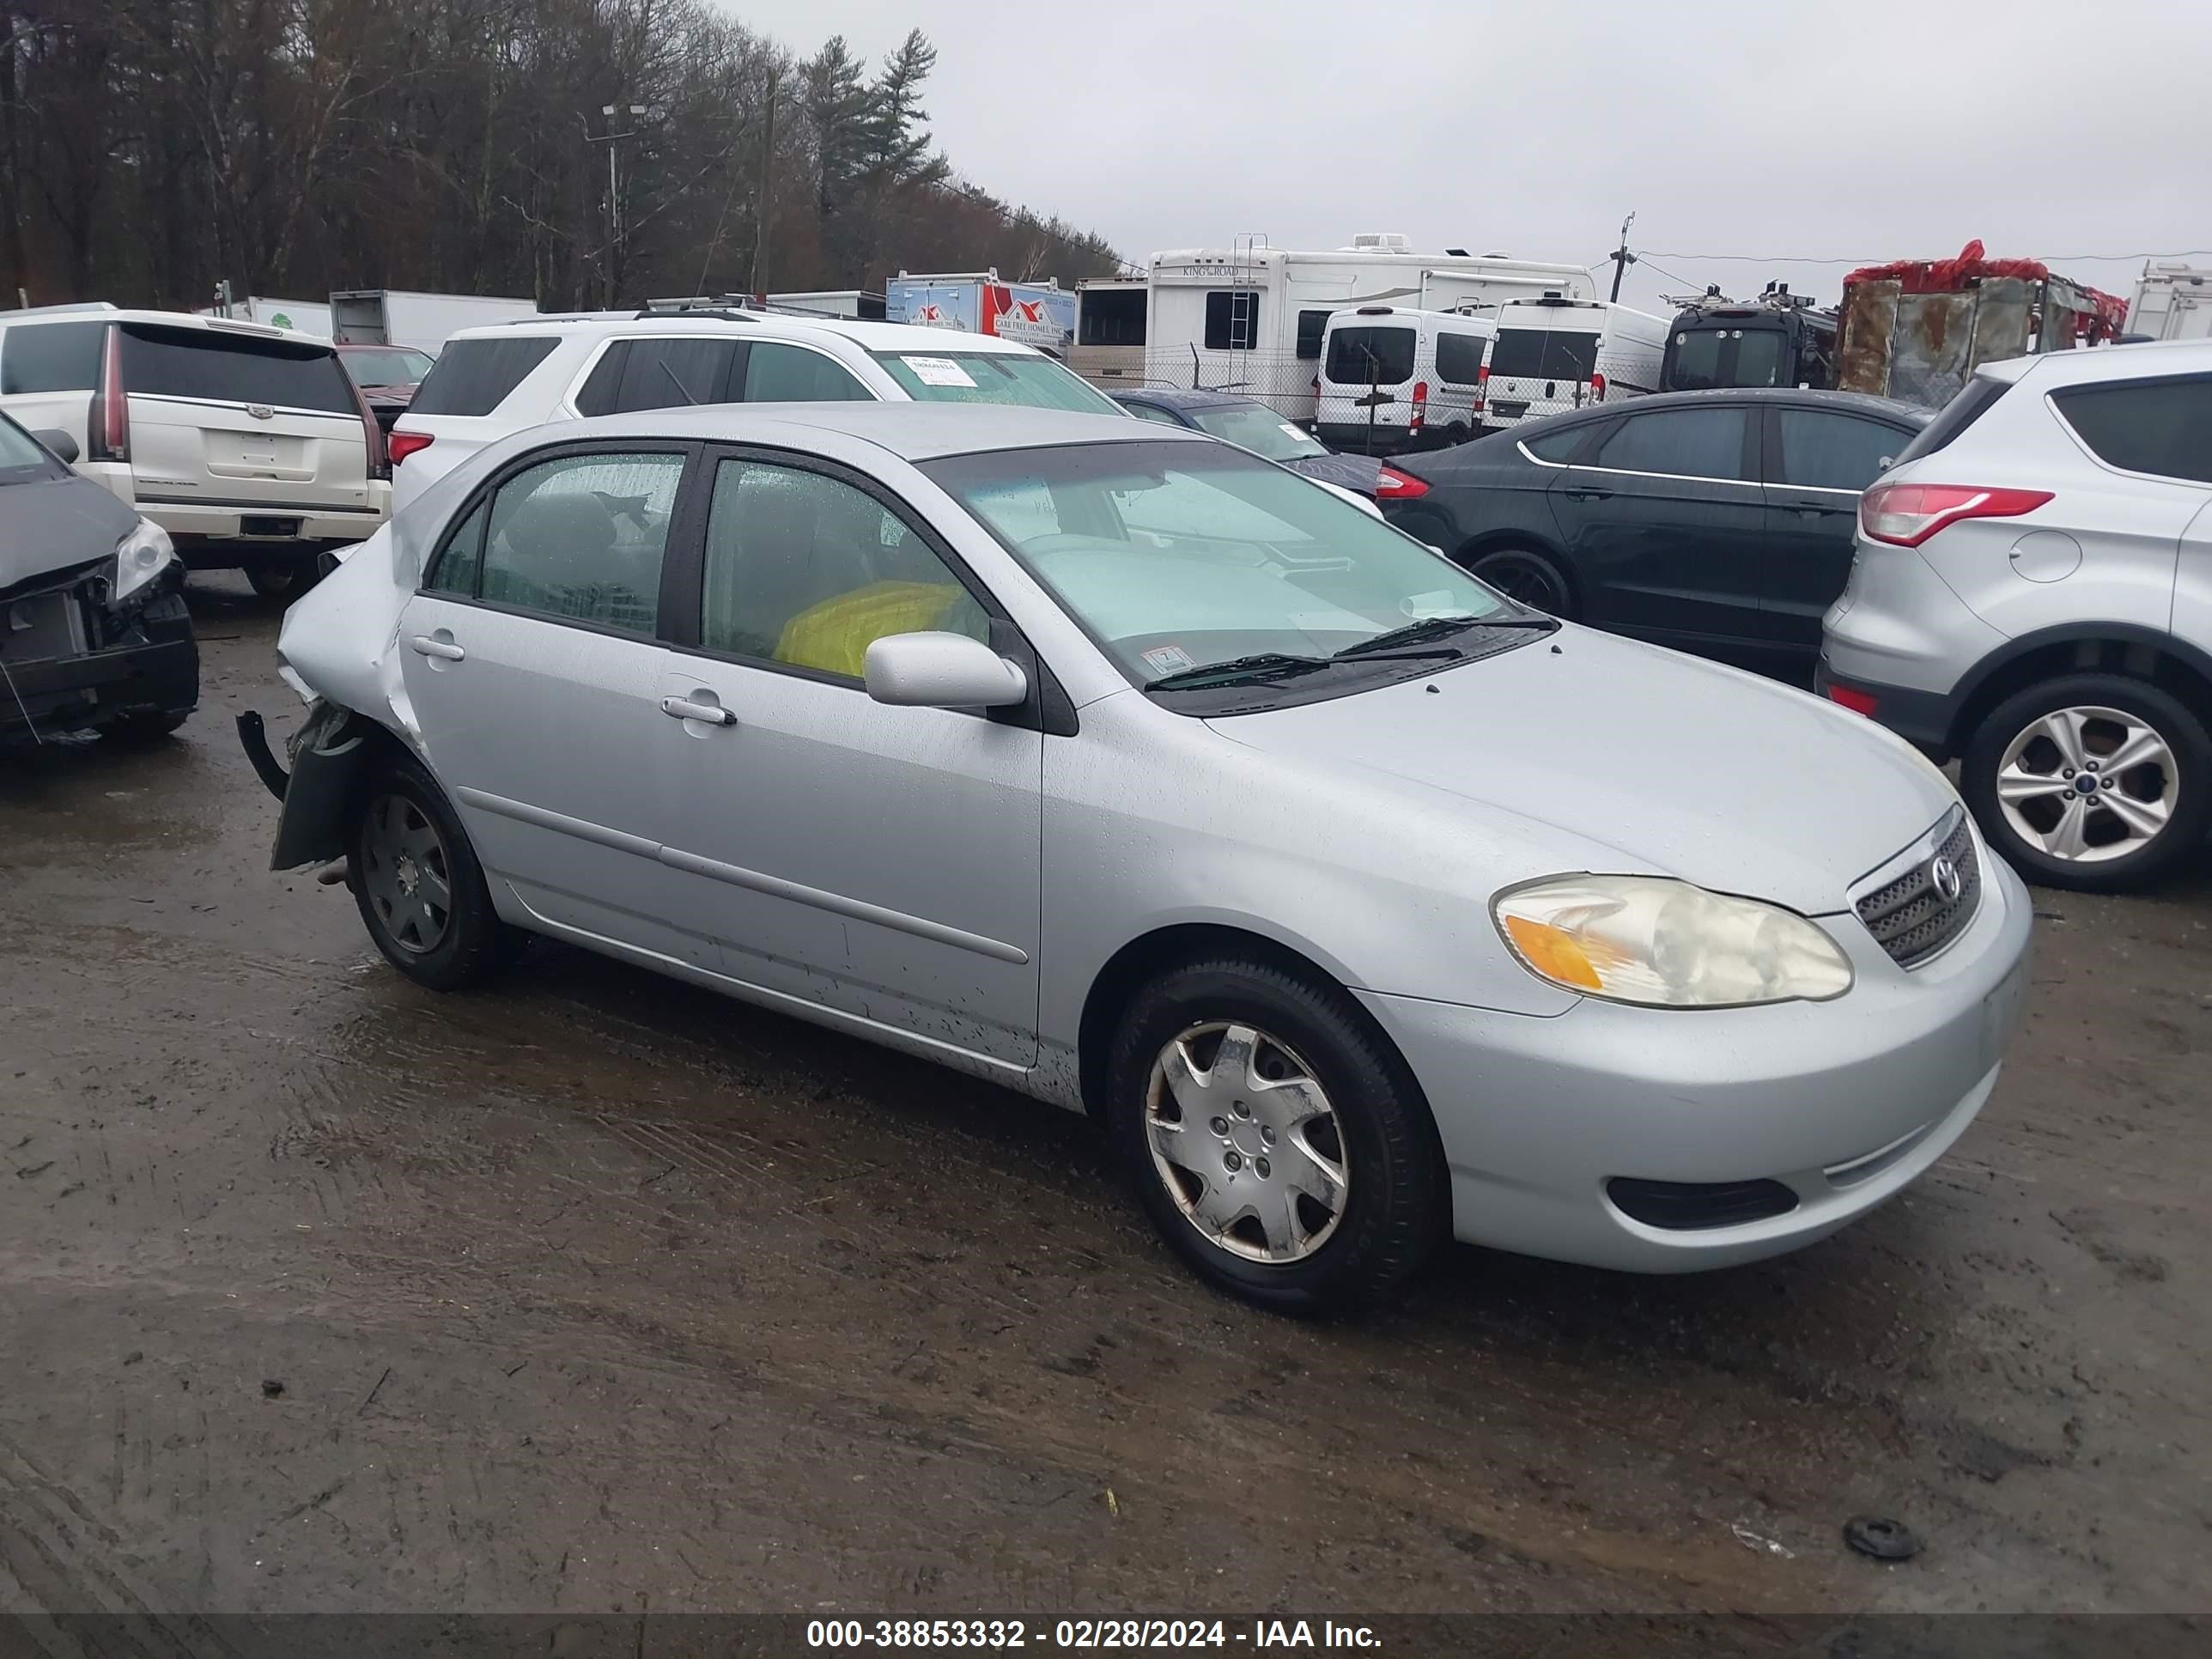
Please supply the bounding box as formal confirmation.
[1774,409,1914,492]
[601,337,738,414]
[409,336,560,416]
[1324,327,1414,385]
[1,321,103,393]
[1434,331,1486,386]
[1594,407,1750,480]
[120,325,356,413]
[1491,329,1600,382]
[742,343,870,403]
[2050,375,2212,484]
[475,451,687,635]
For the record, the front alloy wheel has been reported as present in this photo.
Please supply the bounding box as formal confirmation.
[1144,1021,1350,1264]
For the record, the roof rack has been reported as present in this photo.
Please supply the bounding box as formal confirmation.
[3,301,118,317]
[632,306,757,324]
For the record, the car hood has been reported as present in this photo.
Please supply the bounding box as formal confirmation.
[1206,625,1956,915]
[0,477,137,593]
[1285,453,1385,495]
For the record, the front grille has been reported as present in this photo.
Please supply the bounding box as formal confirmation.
[1856,811,1981,968]
[2,591,87,664]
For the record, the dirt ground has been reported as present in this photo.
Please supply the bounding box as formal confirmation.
[3,574,2207,1621]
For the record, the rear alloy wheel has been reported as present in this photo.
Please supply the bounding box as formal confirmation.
[1108,957,1447,1313]
[1963,674,2210,892]
[349,755,514,990]
[1468,548,1574,618]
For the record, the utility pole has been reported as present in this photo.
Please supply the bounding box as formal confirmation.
[589,103,649,307]
[1607,211,1636,303]
[748,77,778,298]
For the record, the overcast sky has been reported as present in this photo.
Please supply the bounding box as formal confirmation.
[728,0,2211,313]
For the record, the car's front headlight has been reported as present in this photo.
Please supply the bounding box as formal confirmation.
[111,517,175,606]
[1493,876,1854,1008]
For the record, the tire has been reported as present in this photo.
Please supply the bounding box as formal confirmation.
[1106,957,1448,1314]
[99,708,191,744]
[246,559,318,602]
[1961,672,2211,893]
[349,752,514,990]
[1467,547,1576,619]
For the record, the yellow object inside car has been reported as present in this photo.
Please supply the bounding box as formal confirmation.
[775,580,969,678]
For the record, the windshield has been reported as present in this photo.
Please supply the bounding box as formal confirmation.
[0,413,58,481]
[1666,325,1786,391]
[922,440,1516,707]
[343,346,435,386]
[870,349,1122,414]
[1187,403,1329,461]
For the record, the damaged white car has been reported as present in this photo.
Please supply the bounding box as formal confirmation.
[249,403,2031,1313]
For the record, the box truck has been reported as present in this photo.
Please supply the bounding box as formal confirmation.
[2126,262,2212,341]
[328,290,538,353]
[884,271,1077,356]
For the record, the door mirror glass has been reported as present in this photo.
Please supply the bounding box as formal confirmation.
[30,428,77,464]
[863,630,1027,709]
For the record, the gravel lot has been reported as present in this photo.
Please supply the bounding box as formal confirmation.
[3,575,2207,1620]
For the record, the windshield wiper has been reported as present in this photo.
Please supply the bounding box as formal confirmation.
[1334,611,1559,660]
[1145,653,1334,690]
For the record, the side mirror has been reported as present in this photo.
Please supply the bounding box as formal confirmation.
[33,428,78,464]
[863,630,1028,710]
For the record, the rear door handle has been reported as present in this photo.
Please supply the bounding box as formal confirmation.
[1563,487,1613,501]
[661,696,736,727]
[409,635,465,661]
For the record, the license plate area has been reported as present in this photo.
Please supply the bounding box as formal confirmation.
[240,516,303,538]
[1492,401,1529,419]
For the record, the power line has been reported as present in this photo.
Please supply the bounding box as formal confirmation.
[1642,247,2212,266]
[1632,254,1702,293]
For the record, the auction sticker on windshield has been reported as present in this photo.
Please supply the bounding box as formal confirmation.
[902,356,977,388]
[1140,644,1197,677]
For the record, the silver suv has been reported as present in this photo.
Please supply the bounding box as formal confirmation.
[1820,340,2212,891]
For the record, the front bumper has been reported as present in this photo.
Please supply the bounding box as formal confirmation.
[1356,850,2034,1273]
[0,590,199,740]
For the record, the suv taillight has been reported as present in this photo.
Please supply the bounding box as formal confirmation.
[1410,380,1428,433]
[1590,371,1607,404]
[1374,466,1429,500]
[1473,362,1487,414]
[1860,483,2053,547]
[86,324,128,464]
[388,429,434,466]
[348,376,389,481]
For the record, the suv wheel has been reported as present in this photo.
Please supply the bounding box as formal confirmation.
[1106,957,1447,1313]
[1962,673,2210,892]
[350,754,514,989]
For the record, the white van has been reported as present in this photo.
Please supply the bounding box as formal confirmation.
[0,304,386,597]
[1314,307,1495,453]
[1480,297,1667,432]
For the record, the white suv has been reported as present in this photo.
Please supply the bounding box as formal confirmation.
[389,308,1125,514]
[0,304,388,599]
[1820,338,2212,890]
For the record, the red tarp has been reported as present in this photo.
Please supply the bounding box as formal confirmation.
[1844,240,2129,339]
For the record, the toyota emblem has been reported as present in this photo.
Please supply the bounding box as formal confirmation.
[246,404,275,421]
[1930,855,1963,903]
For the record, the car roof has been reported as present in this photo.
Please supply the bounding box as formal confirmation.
[443,311,1046,356]
[0,307,336,348]
[1522,386,1929,427]
[1110,387,1248,410]
[1984,335,2212,387]
[536,401,1191,462]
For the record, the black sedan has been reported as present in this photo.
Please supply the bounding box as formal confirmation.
[1111,388,1386,497]
[1375,388,1928,672]
[0,416,198,744]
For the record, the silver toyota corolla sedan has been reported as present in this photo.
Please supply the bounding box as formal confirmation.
[254,404,2033,1312]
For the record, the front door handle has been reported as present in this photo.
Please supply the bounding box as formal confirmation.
[661,696,736,727]
[1563,486,1613,501]
[409,634,465,662]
